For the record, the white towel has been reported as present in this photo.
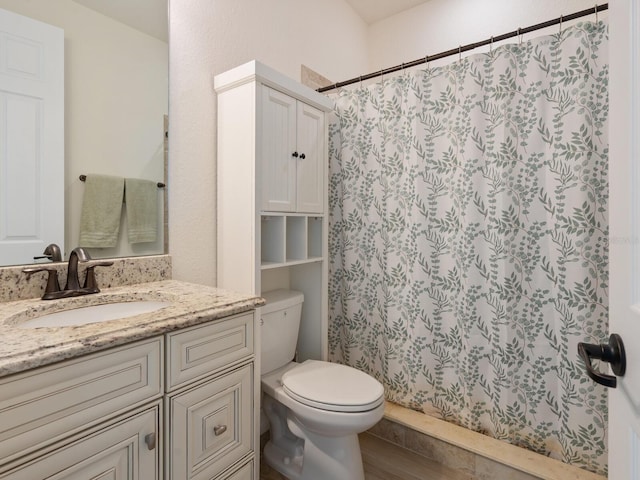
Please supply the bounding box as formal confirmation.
[125,178,158,244]
[78,175,124,248]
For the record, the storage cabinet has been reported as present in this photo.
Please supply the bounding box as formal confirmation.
[1,404,161,480]
[216,60,332,362]
[261,85,324,214]
[165,313,256,480]
[0,310,258,480]
[0,338,162,467]
[167,364,253,480]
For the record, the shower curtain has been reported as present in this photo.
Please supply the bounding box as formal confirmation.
[328,21,608,475]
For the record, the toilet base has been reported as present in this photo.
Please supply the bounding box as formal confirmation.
[263,441,304,479]
[263,433,365,480]
[262,394,366,480]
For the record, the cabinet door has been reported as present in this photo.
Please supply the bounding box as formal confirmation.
[296,101,324,213]
[167,364,253,480]
[221,460,253,480]
[0,337,162,467]
[1,405,160,480]
[261,86,297,212]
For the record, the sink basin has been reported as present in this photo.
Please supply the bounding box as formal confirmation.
[18,301,171,329]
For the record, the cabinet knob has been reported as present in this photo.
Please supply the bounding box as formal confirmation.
[144,432,156,450]
[292,151,299,158]
[299,153,306,159]
[213,425,228,436]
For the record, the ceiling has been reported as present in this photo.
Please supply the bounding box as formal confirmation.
[344,0,433,24]
[72,0,167,42]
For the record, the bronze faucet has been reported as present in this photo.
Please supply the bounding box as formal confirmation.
[23,247,114,300]
[64,247,90,291]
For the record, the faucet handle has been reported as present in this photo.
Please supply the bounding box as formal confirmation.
[83,261,114,292]
[32,243,63,262]
[23,266,61,297]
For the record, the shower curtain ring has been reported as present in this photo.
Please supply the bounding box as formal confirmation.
[490,36,494,52]
[595,4,598,22]
[559,15,563,34]
[518,28,522,45]
[458,45,462,61]
[359,75,363,88]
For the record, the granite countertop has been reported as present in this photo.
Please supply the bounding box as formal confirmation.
[0,280,264,377]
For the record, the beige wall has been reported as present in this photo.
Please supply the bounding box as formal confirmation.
[168,0,369,286]
[368,0,606,71]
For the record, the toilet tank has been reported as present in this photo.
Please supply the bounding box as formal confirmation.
[260,289,304,375]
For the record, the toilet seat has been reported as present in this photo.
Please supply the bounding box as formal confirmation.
[281,360,384,413]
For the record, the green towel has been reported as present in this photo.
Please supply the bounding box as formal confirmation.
[125,178,158,244]
[79,174,124,248]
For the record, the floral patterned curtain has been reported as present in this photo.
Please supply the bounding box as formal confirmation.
[328,21,608,475]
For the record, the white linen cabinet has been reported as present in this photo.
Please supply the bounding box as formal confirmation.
[261,86,324,214]
[215,61,333,363]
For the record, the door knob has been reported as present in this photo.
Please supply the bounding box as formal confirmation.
[577,334,626,388]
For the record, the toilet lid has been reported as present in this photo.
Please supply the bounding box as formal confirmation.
[281,360,384,413]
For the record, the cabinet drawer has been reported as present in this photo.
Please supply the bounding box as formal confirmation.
[167,364,253,480]
[222,460,254,480]
[0,403,160,479]
[166,312,254,390]
[0,338,162,467]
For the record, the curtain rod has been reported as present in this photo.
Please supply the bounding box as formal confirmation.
[317,3,608,93]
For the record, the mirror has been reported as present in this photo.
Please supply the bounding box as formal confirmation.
[0,0,168,266]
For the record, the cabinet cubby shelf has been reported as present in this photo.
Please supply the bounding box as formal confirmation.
[261,257,324,270]
[261,214,323,267]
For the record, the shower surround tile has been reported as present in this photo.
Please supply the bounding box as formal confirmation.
[370,402,607,480]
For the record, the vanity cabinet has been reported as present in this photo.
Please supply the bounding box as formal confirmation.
[167,364,253,480]
[0,310,258,480]
[261,85,324,214]
[216,60,332,362]
[2,404,161,480]
[0,337,163,469]
[165,313,255,480]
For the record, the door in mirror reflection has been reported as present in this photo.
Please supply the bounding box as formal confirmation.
[0,8,64,265]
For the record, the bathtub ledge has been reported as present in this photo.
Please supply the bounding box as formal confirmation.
[382,401,606,480]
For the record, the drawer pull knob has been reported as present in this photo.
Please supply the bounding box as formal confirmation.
[214,425,228,436]
[145,432,156,450]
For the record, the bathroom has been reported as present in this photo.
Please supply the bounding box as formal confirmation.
[0,0,636,479]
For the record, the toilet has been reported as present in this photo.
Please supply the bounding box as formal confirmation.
[260,289,385,480]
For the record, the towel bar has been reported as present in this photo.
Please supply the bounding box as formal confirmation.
[79,174,165,189]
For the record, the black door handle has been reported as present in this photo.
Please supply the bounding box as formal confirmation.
[577,334,626,388]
